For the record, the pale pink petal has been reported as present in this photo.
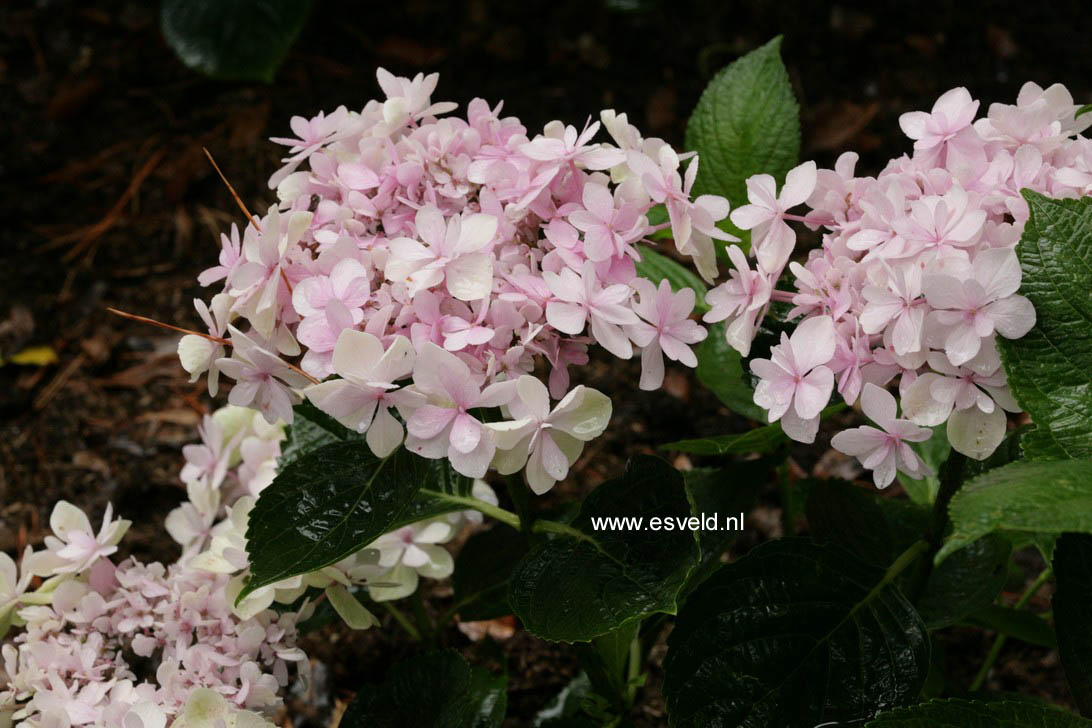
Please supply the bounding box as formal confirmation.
[986,296,1036,339]
[860,383,898,427]
[793,366,834,420]
[545,301,587,335]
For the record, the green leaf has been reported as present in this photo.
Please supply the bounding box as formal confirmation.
[342,649,504,728]
[160,0,310,83]
[508,455,700,642]
[938,459,1092,563]
[806,478,930,568]
[997,192,1092,460]
[280,403,472,529]
[389,459,474,531]
[681,464,766,593]
[916,534,1011,629]
[451,526,528,621]
[634,245,709,313]
[694,322,764,419]
[865,698,1092,727]
[1077,104,1092,118]
[685,35,800,245]
[664,538,929,727]
[1053,532,1092,714]
[897,425,950,504]
[279,400,360,469]
[962,605,1056,648]
[242,443,427,597]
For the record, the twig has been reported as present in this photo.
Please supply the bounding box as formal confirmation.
[106,307,230,345]
[203,147,261,232]
[59,148,166,262]
[106,307,321,386]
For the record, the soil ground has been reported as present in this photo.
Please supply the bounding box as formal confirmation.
[2,0,1091,724]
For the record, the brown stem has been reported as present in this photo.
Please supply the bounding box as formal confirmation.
[106,307,321,386]
[106,307,230,345]
[203,147,262,233]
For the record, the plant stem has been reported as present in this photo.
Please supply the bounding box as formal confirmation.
[969,567,1053,692]
[418,488,590,542]
[381,601,420,641]
[410,589,434,647]
[504,472,533,532]
[851,539,930,618]
[531,518,593,542]
[417,489,521,530]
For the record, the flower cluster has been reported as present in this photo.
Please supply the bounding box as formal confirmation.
[1,405,494,727]
[707,83,1092,486]
[180,68,731,491]
[0,499,297,728]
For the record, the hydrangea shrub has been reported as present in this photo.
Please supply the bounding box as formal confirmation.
[6,37,1092,728]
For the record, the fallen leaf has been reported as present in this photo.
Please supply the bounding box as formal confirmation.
[456,615,517,642]
[1,346,58,367]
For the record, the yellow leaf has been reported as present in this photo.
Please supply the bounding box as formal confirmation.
[1,346,59,367]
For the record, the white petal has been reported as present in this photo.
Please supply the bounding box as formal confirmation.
[445,253,494,301]
[551,386,612,441]
[780,409,819,444]
[901,374,954,426]
[947,406,1007,460]
[332,330,384,380]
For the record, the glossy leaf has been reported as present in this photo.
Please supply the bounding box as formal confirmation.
[664,538,928,727]
[280,403,471,528]
[1053,533,1092,714]
[243,443,427,596]
[997,192,1092,460]
[865,698,1092,727]
[685,35,800,244]
[508,456,699,642]
[160,0,311,82]
[342,649,504,728]
[279,400,360,469]
[389,458,474,530]
[938,459,1092,563]
[634,244,710,313]
[451,526,528,621]
[694,322,764,419]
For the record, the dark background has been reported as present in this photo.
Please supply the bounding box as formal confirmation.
[1,0,1089,723]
